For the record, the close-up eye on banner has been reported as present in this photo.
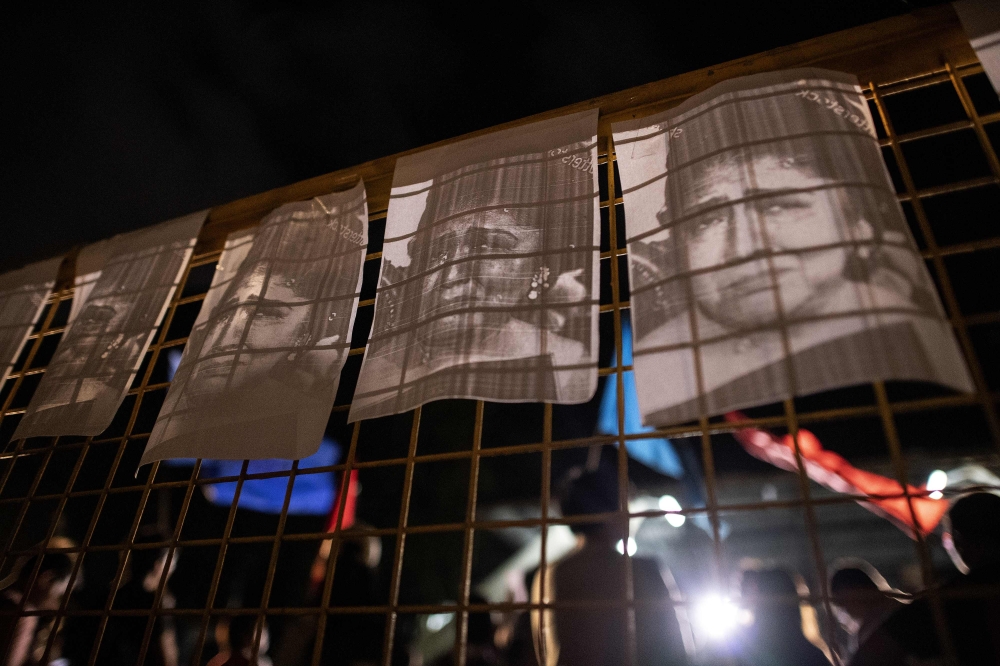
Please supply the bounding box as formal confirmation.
[350,110,600,422]
[140,181,368,464]
[14,211,206,439]
[0,257,62,387]
[611,68,974,427]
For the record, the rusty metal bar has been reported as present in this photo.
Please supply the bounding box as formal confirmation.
[380,407,421,666]
[604,144,638,666]
[454,400,485,666]
[871,81,1000,451]
[309,420,362,666]
[873,381,959,665]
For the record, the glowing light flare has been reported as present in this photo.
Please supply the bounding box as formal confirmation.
[693,594,741,640]
[926,469,947,500]
[658,494,686,527]
[615,537,638,556]
[426,612,454,633]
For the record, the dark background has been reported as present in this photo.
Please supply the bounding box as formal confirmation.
[1,0,945,273]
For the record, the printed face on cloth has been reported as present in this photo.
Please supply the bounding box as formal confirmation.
[415,208,544,356]
[678,153,872,331]
[13,212,206,439]
[0,257,61,388]
[350,110,600,422]
[187,262,318,401]
[612,68,973,427]
[140,183,367,465]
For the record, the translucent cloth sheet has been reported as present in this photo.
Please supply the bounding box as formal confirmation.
[350,110,600,422]
[611,69,973,426]
[955,0,1000,93]
[0,257,62,387]
[140,182,368,463]
[14,211,206,438]
[66,238,114,330]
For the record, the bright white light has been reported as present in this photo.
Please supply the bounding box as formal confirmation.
[426,612,454,633]
[615,538,637,556]
[658,495,686,527]
[927,469,948,500]
[693,595,740,641]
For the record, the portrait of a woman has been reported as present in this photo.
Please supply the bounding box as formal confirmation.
[614,69,972,426]
[350,111,600,422]
[141,185,367,464]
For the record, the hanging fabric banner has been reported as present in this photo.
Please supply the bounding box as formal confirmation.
[954,0,1000,93]
[611,69,973,426]
[14,211,206,439]
[140,182,368,463]
[0,257,63,388]
[67,237,114,330]
[350,110,600,422]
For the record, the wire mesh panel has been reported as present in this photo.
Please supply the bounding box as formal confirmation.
[2,6,999,666]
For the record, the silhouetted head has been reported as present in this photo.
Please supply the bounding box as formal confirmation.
[466,594,495,646]
[16,552,73,610]
[227,614,264,652]
[946,493,1000,572]
[830,566,889,622]
[740,568,802,629]
[560,464,620,539]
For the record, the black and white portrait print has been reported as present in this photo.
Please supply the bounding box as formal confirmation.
[0,257,61,387]
[350,110,600,422]
[141,183,368,463]
[14,211,205,438]
[611,69,973,426]
[67,237,114,331]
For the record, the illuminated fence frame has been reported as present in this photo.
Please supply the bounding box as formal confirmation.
[2,5,999,665]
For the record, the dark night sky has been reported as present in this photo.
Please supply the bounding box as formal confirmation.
[1,0,943,273]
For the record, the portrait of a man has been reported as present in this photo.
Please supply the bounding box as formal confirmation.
[141,183,367,464]
[350,110,600,422]
[612,69,973,426]
[0,257,61,388]
[14,212,205,439]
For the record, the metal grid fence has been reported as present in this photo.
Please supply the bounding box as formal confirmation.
[2,5,999,666]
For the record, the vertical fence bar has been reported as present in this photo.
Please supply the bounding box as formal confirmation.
[0,445,56,666]
[783,401,843,665]
[135,459,205,665]
[605,142,638,666]
[0,303,63,558]
[248,460,300,664]
[454,400,485,666]
[310,420,362,666]
[537,402,553,666]
[0,286,78,666]
[870,78,970,666]
[191,459,252,664]
[873,380,959,665]
[69,253,199,665]
[870,81,1000,450]
[380,406,421,666]
[946,62,1000,182]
